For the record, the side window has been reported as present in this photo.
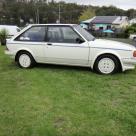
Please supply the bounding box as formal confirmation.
[15,26,46,42]
[47,26,84,44]
[61,27,84,43]
[47,27,63,43]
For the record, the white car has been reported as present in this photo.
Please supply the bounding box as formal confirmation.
[5,24,136,74]
[0,25,21,38]
[130,34,136,41]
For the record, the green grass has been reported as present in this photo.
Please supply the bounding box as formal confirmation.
[0,39,136,136]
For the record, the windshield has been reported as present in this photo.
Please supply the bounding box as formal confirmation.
[74,25,95,41]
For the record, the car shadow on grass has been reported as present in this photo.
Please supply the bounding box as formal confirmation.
[9,61,133,76]
[36,63,93,72]
[36,63,131,75]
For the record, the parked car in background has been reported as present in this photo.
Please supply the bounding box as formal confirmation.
[0,25,21,39]
[5,24,136,75]
[130,34,136,41]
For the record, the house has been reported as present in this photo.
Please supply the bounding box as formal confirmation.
[81,16,129,32]
[129,18,136,25]
[80,17,96,30]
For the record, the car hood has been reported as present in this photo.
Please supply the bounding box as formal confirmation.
[89,39,136,51]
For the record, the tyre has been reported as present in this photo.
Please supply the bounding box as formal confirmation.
[94,55,120,74]
[16,51,35,68]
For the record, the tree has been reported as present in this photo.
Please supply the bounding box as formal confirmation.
[126,9,136,19]
[78,7,95,22]
[95,6,125,16]
[0,1,136,26]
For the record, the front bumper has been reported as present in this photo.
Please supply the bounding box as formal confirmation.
[122,58,136,71]
[122,58,136,64]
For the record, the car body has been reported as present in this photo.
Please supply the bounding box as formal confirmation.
[130,34,136,41]
[5,24,136,74]
[0,25,21,39]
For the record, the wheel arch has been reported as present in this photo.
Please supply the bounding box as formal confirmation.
[92,51,123,71]
[15,49,35,62]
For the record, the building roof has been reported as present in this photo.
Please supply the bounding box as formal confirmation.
[81,17,96,24]
[129,18,136,24]
[92,16,117,24]
[83,16,128,25]
[113,16,128,25]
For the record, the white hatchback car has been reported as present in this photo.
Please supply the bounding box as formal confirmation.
[0,25,21,38]
[5,24,136,74]
[130,34,136,41]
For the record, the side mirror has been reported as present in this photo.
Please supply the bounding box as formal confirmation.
[76,38,84,44]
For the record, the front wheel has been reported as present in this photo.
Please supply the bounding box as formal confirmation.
[94,55,120,74]
[17,52,35,68]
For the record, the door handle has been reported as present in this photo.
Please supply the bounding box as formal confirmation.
[47,43,53,46]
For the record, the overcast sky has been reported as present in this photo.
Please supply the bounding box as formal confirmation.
[55,0,136,10]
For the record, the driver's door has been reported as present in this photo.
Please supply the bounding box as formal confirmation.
[44,26,89,65]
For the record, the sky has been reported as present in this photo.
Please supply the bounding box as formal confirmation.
[55,0,136,10]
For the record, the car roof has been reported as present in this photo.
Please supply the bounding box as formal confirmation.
[29,24,77,27]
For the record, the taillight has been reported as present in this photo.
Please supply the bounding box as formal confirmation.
[133,51,136,57]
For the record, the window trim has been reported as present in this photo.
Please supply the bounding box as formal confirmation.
[46,25,85,44]
[13,25,87,43]
[14,25,47,42]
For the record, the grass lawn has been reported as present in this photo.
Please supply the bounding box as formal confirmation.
[0,39,136,136]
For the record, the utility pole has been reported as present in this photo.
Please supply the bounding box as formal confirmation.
[37,8,39,24]
[58,2,61,23]
[35,8,39,24]
[47,0,50,4]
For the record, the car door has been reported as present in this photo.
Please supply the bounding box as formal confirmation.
[14,26,46,62]
[44,26,89,65]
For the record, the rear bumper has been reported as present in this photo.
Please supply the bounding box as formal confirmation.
[5,50,15,59]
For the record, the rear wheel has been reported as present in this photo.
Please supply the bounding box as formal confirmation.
[94,55,120,74]
[17,52,35,68]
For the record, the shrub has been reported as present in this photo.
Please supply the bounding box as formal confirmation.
[115,32,128,38]
[125,24,136,38]
[91,31,127,38]
[0,29,8,46]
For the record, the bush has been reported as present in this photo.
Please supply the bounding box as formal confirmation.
[115,32,128,38]
[91,31,127,38]
[0,29,8,46]
[125,24,136,38]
